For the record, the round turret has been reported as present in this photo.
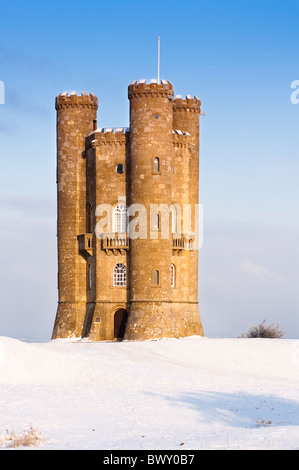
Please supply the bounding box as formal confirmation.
[172,94,202,334]
[125,79,178,340]
[172,95,201,142]
[52,91,98,339]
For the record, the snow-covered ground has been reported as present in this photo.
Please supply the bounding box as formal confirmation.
[0,335,299,450]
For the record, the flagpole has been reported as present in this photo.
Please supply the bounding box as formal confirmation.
[157,37,160,83]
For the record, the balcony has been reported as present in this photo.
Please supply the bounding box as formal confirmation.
[172,234,194,254]
[102,233,130,255]
[78,233,93,256]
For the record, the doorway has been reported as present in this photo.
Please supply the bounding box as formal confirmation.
[114,309,128,340]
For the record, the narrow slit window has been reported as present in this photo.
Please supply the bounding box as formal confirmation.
[87,203,92,233]
[154,213,160,230]
[154,270,160,285]
[171,205,176,234]
[154,157,160,173]
[88,264,92,289]
[171,264,175,288]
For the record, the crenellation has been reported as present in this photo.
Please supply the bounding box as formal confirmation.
[55,91,98,110]
[86,128,129,150]
[128,79,174,100]
[172,95,202,114]
[172,131,193,149]
[172,129,191,136]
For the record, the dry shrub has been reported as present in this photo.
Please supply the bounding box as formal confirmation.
[239,319,284,339]
[0,425,42,448]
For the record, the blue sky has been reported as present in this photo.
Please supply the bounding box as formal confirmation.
[0,0,298,340]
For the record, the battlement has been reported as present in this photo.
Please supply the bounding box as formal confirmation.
[128,79,174,100]
[88,127,129,136]
[172,129,193,148]
[172,129,191,136]
[86,127,129,149]
[55,91,98,110]
[172,95,202,113]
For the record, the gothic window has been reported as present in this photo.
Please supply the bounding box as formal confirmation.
[113,204,128,233]
[171,264,175,288]
[113,263,127,287]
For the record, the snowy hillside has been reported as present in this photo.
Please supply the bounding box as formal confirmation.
[0,335,299,450]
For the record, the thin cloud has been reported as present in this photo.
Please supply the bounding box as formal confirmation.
[241,260,283,282]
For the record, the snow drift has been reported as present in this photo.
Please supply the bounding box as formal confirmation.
[0,335,298,450]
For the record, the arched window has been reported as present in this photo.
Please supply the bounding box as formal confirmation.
[113,263,127,287]
[171,264,175,288]
[113,204,128,233]
[154,157,160,173]
[154,270,159,285]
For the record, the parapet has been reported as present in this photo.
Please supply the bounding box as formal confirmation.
[86,127,129,149]
[172,94,202,114]
[172,129,193,148]
[55,91,98,110]
[128,79,174,100]
[172,129,191,136]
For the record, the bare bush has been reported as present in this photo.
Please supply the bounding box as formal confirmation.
[0,425,42,448]
[238,319,284,339]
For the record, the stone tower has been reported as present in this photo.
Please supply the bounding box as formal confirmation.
[52,79,204,341]
[53,92,98,339]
